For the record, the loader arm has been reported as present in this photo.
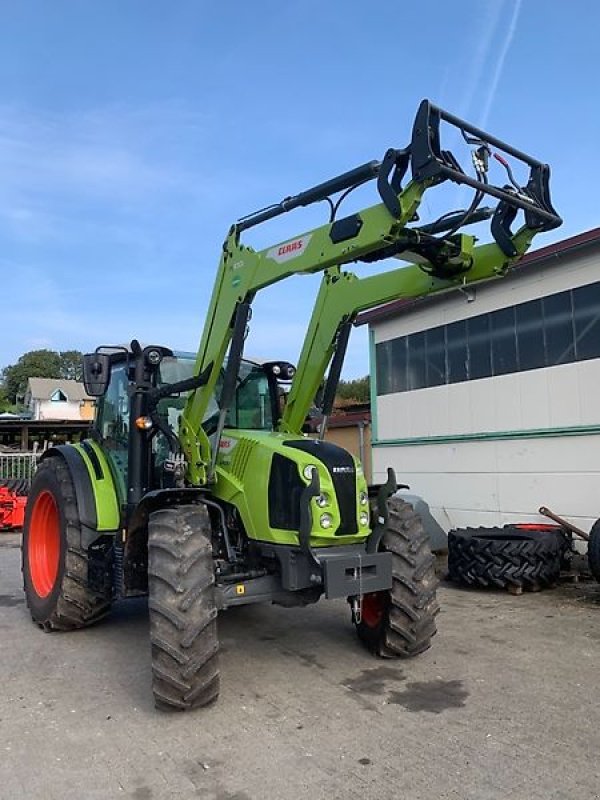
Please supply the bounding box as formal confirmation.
[179,180,427,482]
[280,228,535,434]
[179,99,561,485]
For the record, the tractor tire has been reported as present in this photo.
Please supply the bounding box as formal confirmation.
[22,456,112,630]
[148,504,220,711]
[355,496,439,658]
[588,519,600,583]
[448,526,565,591]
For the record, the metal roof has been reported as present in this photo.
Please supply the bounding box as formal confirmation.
[355,226,600,327]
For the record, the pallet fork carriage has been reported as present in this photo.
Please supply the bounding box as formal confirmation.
[22,100,561,710]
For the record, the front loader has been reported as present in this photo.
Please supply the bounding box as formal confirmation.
[22,100,561,710]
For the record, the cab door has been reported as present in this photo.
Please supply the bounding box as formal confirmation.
[93,362,130,504]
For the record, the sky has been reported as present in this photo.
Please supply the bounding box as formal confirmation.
[0,0,598,378]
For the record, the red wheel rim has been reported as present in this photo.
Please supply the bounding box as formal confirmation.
[513,524,561,531]
[28,491,61,598]
[361,592,387,628]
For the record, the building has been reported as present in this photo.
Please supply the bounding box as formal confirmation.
[358,227,600,533]
[308,404,372,483]
[24,378,95,422]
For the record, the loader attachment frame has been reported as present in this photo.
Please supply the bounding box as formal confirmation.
[177,98,561,485]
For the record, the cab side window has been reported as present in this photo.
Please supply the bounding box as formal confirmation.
[97,364,130,451]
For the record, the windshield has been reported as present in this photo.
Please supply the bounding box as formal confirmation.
[158,355,196,385]
[155,355,197,438]
[157,355,273,434]
[224,360,273,430]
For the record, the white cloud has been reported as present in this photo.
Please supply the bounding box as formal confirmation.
[0,103,207,202]
[479,0,523,129]
[447,0,523,210]
[455,1,504,121]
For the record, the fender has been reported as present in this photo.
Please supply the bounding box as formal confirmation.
[127,487,208,535]
[399,492,448,553]
[41,441,120,546]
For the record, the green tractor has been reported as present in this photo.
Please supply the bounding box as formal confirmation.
[22,100,561,710]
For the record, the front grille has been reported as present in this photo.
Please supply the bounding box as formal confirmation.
[330,469,358,535]
[268,453,304,530]
[283,439,358,536]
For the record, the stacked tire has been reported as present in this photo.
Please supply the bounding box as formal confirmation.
[588,519,600,583]
[448,526,568,592]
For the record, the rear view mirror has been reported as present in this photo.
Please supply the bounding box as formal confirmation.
[82,352,112,397]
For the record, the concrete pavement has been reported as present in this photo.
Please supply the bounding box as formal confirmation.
[1,535,599,800]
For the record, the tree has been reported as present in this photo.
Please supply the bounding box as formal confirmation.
[0,385,16,413]
[1,348,84,404]
[2,350,62,403]
[59,350,84,381]
[336,376,370,404]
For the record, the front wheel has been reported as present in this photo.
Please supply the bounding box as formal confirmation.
[22,456,112,630]
[148,504,220,711]
[355,496,439,657]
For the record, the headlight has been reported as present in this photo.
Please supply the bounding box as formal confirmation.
[359,511,370,526]
[146,349,162,366]
[320,513,333,529]
[316,493,329,508]
[359,490,368,506]
[303,464,318,481]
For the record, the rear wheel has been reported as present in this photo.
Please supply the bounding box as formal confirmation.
[148,504,220,711]
[355,496,439,657]
[22,457,112,630]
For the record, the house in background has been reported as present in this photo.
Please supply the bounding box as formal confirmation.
[24,378,95,422]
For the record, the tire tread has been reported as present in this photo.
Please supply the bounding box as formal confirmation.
[356,496,439,658]
[23,457,112,631]
[587,520,600,583]
[448,526,565,590]
[148,504,220,711]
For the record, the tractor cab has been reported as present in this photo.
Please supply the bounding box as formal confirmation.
[85,343,295,506]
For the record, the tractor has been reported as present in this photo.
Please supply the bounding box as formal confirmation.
[22,100,561,710]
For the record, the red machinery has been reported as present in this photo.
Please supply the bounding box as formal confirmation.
[0,480,28,530]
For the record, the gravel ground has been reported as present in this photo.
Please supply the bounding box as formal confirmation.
[1,533,599,800]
